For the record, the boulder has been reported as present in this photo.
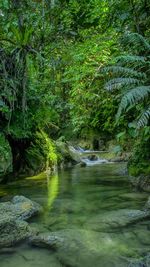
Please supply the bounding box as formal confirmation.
[0,196,42,248]
[30,229,135,267]
[0,195,43,221]
[0,216,31,248]
[84,209,150,231]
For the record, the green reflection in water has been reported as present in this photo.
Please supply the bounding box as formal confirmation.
[47,173,59,209]
[25,171,59,210]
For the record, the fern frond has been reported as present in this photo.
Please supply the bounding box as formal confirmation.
[116,55,146,65]
[137,106,150,128]
[116,86,150,119]
[122,33,150,52]
[102,66,146,79]
[105,78,140,91]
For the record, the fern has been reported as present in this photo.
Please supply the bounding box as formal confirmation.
[116,55,146,66]
[137,106,150,128]
[105,78,141,91]
[122,33,150,52]
[102,66,146,79]
[104,33,150,128]
[116,86,150,119]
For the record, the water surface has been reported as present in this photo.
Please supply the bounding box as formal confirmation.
[0,163,150,267]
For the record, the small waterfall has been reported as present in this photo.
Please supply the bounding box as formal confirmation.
[81,157,108,166]
[68,146,108,166]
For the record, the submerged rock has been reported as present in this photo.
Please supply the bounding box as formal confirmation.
[30,229,139,267]
[0,195,42,248]
[0,195,43,221]
[84,209,150,231]
[128,254,150,267]
[145,196,150,210]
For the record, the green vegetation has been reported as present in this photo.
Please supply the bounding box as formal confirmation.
[0,0,149,182]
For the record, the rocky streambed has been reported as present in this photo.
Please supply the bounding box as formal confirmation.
[0,164,150,267]
[0,194,150,267]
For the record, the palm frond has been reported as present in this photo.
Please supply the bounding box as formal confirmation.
[105,78,141,91]
[116,86,150,119]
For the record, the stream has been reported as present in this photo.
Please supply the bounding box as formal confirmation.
[0,163,150,267]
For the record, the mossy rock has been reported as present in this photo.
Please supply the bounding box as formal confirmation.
[25,131,57,173]
[0,133,12,178]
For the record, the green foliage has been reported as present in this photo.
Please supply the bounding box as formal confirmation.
[128,128,150,176]
[60,33,118,137]
[104,33,150,129]
[25,130,57,172]
[0,133,12,176]
[0,0,150,178]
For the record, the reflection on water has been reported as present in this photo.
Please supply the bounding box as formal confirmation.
[0,163,150,267]
[47,174,59,209]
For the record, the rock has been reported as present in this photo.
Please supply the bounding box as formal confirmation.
[0,195,43,221]
[128,254,150,267]
[0,216,31,248]
[30,229,133,267]
[0,196,42,248]
[84,209,150,231]
[30,233,64,249]
[77,162,86,167]
[133,229,150,246]
[145,196,150,210]
[56,141,77,168]
[87,155,99,161]
[129,175,150,193]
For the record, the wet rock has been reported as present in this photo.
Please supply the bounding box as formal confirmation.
[30,229,131,267]
[0,196,42,248]
[128,254,150,267]
[77,162,86,167]
[133,229,150,246]
[84,209,150,231]
[0,195,43,221]
[87,155,99,161]
[0,216,31,248]
[129,175,150,193]
[30,233,64,249]
[145,196,150,210]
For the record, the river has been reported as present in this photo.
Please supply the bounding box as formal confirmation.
[0,163,150,267]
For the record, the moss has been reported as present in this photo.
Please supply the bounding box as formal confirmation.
[0,133,13,177]
[25,172,47,180]
[25,130,57,173]
[128,163,150,177]
[128,134,150,177]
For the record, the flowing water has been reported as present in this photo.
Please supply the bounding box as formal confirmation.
[0,163,150,267]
